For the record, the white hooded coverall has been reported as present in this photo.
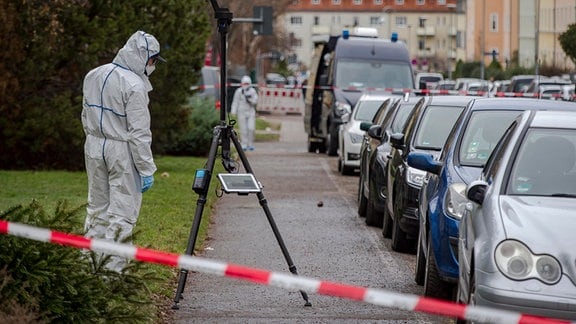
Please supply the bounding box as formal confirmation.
[231,76,259,150]
[81,31,159,272]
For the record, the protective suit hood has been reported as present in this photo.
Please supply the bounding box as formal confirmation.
[113,31,161,91]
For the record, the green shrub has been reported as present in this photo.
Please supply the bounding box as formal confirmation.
[0,200,160,323]
[166,96,220,156]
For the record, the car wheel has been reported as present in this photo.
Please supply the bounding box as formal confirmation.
[424,235,454,300]
[357,175,367,217]
[327,125,338,156]
[382,204,392,238]
[365,182,383,228]
[307,140,317,153]
[391,193,412,253]
[414,231,426,285]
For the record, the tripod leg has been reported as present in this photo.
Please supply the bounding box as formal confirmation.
[230,129,312,306]
[172,126,224,310]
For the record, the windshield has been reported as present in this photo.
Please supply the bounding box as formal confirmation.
[414,105,465,150]
[354,99,387,122]
[508,129,576,196]
[335,59,413,89]
[459,110,521,166]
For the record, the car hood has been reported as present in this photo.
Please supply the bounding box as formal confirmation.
[499,195,576,252]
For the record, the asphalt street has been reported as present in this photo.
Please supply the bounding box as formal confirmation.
[171,114,448,323]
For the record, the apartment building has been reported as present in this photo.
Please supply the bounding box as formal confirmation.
[283,0,575,78]
[284,0,461,75]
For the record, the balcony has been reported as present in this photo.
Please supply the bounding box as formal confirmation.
[416,26,436,37]
[417,48,435,58]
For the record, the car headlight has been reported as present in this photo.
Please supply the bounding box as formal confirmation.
[335,101,352,117]
[348,132,364,144]
[406,167,426,187]
[495,240,562,285]
[445,183,467,219]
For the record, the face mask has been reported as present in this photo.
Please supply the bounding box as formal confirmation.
[241,84,249,90]
[145,65,156,76]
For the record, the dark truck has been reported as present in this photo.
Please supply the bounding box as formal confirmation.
[304,29,415,155]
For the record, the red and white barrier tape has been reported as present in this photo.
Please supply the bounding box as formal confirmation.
[191,84,576,100]
[0,220,573,324]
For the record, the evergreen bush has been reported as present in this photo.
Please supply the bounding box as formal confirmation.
[166,96,220,156]
[0,200,161,323]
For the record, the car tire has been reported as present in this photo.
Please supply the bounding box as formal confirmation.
[365,183,383,228]
[414,231,426,285]
[382,205,392,238]
[340,159,354,176]
[391,193,412,253]
[327,125,338,156]
[357,175,367,217]
[424,235,454,300]
[307,140,317,153]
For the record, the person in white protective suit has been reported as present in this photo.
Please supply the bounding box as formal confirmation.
[231,75,259,151]
[81,31,165,272]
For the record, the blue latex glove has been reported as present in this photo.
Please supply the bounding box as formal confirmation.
[142,175,154,193]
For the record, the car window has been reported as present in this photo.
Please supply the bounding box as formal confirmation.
[390,102,418,133]
[335,59,413,89]
[413,105,465,150]
[458,110,521,167]
[482,120,518,186]
[354,99,387,122]
[507,129,576,196]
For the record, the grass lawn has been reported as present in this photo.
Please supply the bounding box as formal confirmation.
[0,116,280,321]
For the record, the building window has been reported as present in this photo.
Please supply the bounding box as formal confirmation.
[437,0,446,4]
[370,16,380,25]
[353,0,362,4]
[417,0,425,5]
[290,16,303,25]
[490,13,498,32]
[311,0,320,5]
[396,16,407,27]
[395,0,404,5]
[374,0,383,4]
[332,0,341,4]
[314,16,320,26]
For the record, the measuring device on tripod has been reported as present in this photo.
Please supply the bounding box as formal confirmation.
[217,173,261,194]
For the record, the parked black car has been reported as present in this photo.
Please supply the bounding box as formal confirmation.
[358,96,422,227]
[384,96,475,253]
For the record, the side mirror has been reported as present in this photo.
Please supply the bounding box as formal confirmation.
[390,133,405,150]
[360,121,373,132]
[367,125,382,139]
[466,180,488,205]
[407,152,443,175]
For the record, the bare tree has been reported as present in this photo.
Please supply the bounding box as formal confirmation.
[209,0,292,78]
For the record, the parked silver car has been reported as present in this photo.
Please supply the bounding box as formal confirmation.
[457,109,576,321]
[338,92,396,175]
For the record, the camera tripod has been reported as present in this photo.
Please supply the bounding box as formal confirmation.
[171,0,311,310]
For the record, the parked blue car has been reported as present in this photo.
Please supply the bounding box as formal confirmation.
[407,97,576,300]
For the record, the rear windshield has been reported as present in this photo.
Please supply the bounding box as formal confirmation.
[335,59,413,89]
[413,105,465,150]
